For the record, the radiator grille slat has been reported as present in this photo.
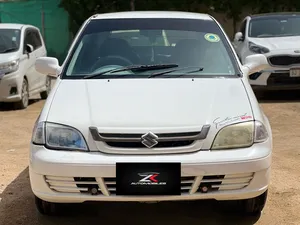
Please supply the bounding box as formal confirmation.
[49,186,89,192]
[196,173,254,193]
[45,176,102,194]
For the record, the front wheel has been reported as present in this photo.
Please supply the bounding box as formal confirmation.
[40,76,51,99]
[35,196,60,216]
[242,190,268,215]
[218,190,268,215]
[14,79,29,110]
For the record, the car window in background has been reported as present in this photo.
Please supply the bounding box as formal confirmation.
[249,16,300,37]
[32,30,43,49]
[0,29,21,53]
[64,18,238,78]
[24,29,43,52]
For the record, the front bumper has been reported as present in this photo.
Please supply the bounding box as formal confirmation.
[29,143,271,203]
[248,52,300,90]
[249,69,300,91]
[0,71,22,102]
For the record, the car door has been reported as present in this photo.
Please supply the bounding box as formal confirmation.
[22,28,40,93]
[31,29,47,88]
[233,19,247,63]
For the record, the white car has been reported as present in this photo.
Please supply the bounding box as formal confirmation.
[233,12,300,91]
[0,23,50,109]
[29,11,272,216]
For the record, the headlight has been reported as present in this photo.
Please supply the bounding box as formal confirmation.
[211,121,268,150]
[31,122,88,151]
[248,42,270,54]
[0,59,19,75]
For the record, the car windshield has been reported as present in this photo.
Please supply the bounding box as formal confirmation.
[0,29,21,53]
[248,15,300,38]
[63,18,238,79]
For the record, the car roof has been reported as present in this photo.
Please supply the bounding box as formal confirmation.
[0,23,38,30]
[249,12,300,19]
[91,11,213,21]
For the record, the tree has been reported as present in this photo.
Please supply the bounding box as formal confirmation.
[206,0,250,34]
[61,0,300,37]
[60,0,126,35]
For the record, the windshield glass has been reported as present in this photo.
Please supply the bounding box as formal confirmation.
[63,18,238,79]
[249,15,300,38]
[0,29,21,53]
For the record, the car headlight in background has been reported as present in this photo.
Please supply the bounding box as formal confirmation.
[31,122,88,151]
[0,59,19,75]
[211,121,268,150]
[248,41,270,54]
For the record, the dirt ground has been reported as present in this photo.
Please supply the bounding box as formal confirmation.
[1,91,300,225]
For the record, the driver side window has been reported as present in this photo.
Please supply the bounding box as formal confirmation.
[67,34,109,74]
[23,30,35,54]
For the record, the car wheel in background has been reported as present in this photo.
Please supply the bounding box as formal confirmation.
[40,76,51,99]
[14,78,29,110]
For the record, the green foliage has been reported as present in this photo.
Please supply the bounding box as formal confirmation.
[59,0,300,35]
[59,0,120,35]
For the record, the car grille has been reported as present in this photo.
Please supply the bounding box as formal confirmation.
[267,72,300,85]
[94,130,207,149]
[45,172,254,196]
[268,55,300,66]
[105,140,194,148]
[89,126,211,154]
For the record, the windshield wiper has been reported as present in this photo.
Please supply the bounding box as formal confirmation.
[1,47,18,53]
[148,67,204,78]
[83,64,179,79]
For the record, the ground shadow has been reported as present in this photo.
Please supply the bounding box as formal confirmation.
[0,167,260,225]
[0,99,41,112]
[256,90,300,103]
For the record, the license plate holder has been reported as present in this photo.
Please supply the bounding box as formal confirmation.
[289,68,300,77]
[116,162,181,196]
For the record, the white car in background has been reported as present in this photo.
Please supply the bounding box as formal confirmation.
[0,23,50,109]
[30,11,272,216]
[233,12,300,91]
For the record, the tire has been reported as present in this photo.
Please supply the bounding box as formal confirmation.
[242,190,268,215]
[35,196,60,216]
[14,79,29,110]
[40,76,51,99]
[218,190,268,215]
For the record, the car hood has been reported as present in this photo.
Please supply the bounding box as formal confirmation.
[0,52,19,64]
[47,78,253,135]
[249,36,300,51]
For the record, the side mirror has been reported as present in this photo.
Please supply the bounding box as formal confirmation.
[234,32,244,42]
[35,57,60,77]
[242,54,269,75]
[26,44,34,54]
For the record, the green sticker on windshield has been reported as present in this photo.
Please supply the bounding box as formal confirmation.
[204,33,220,42]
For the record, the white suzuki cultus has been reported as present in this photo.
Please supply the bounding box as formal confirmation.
[30,11,272,216]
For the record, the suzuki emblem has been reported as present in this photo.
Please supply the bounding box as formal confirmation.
[141,132,158,148]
